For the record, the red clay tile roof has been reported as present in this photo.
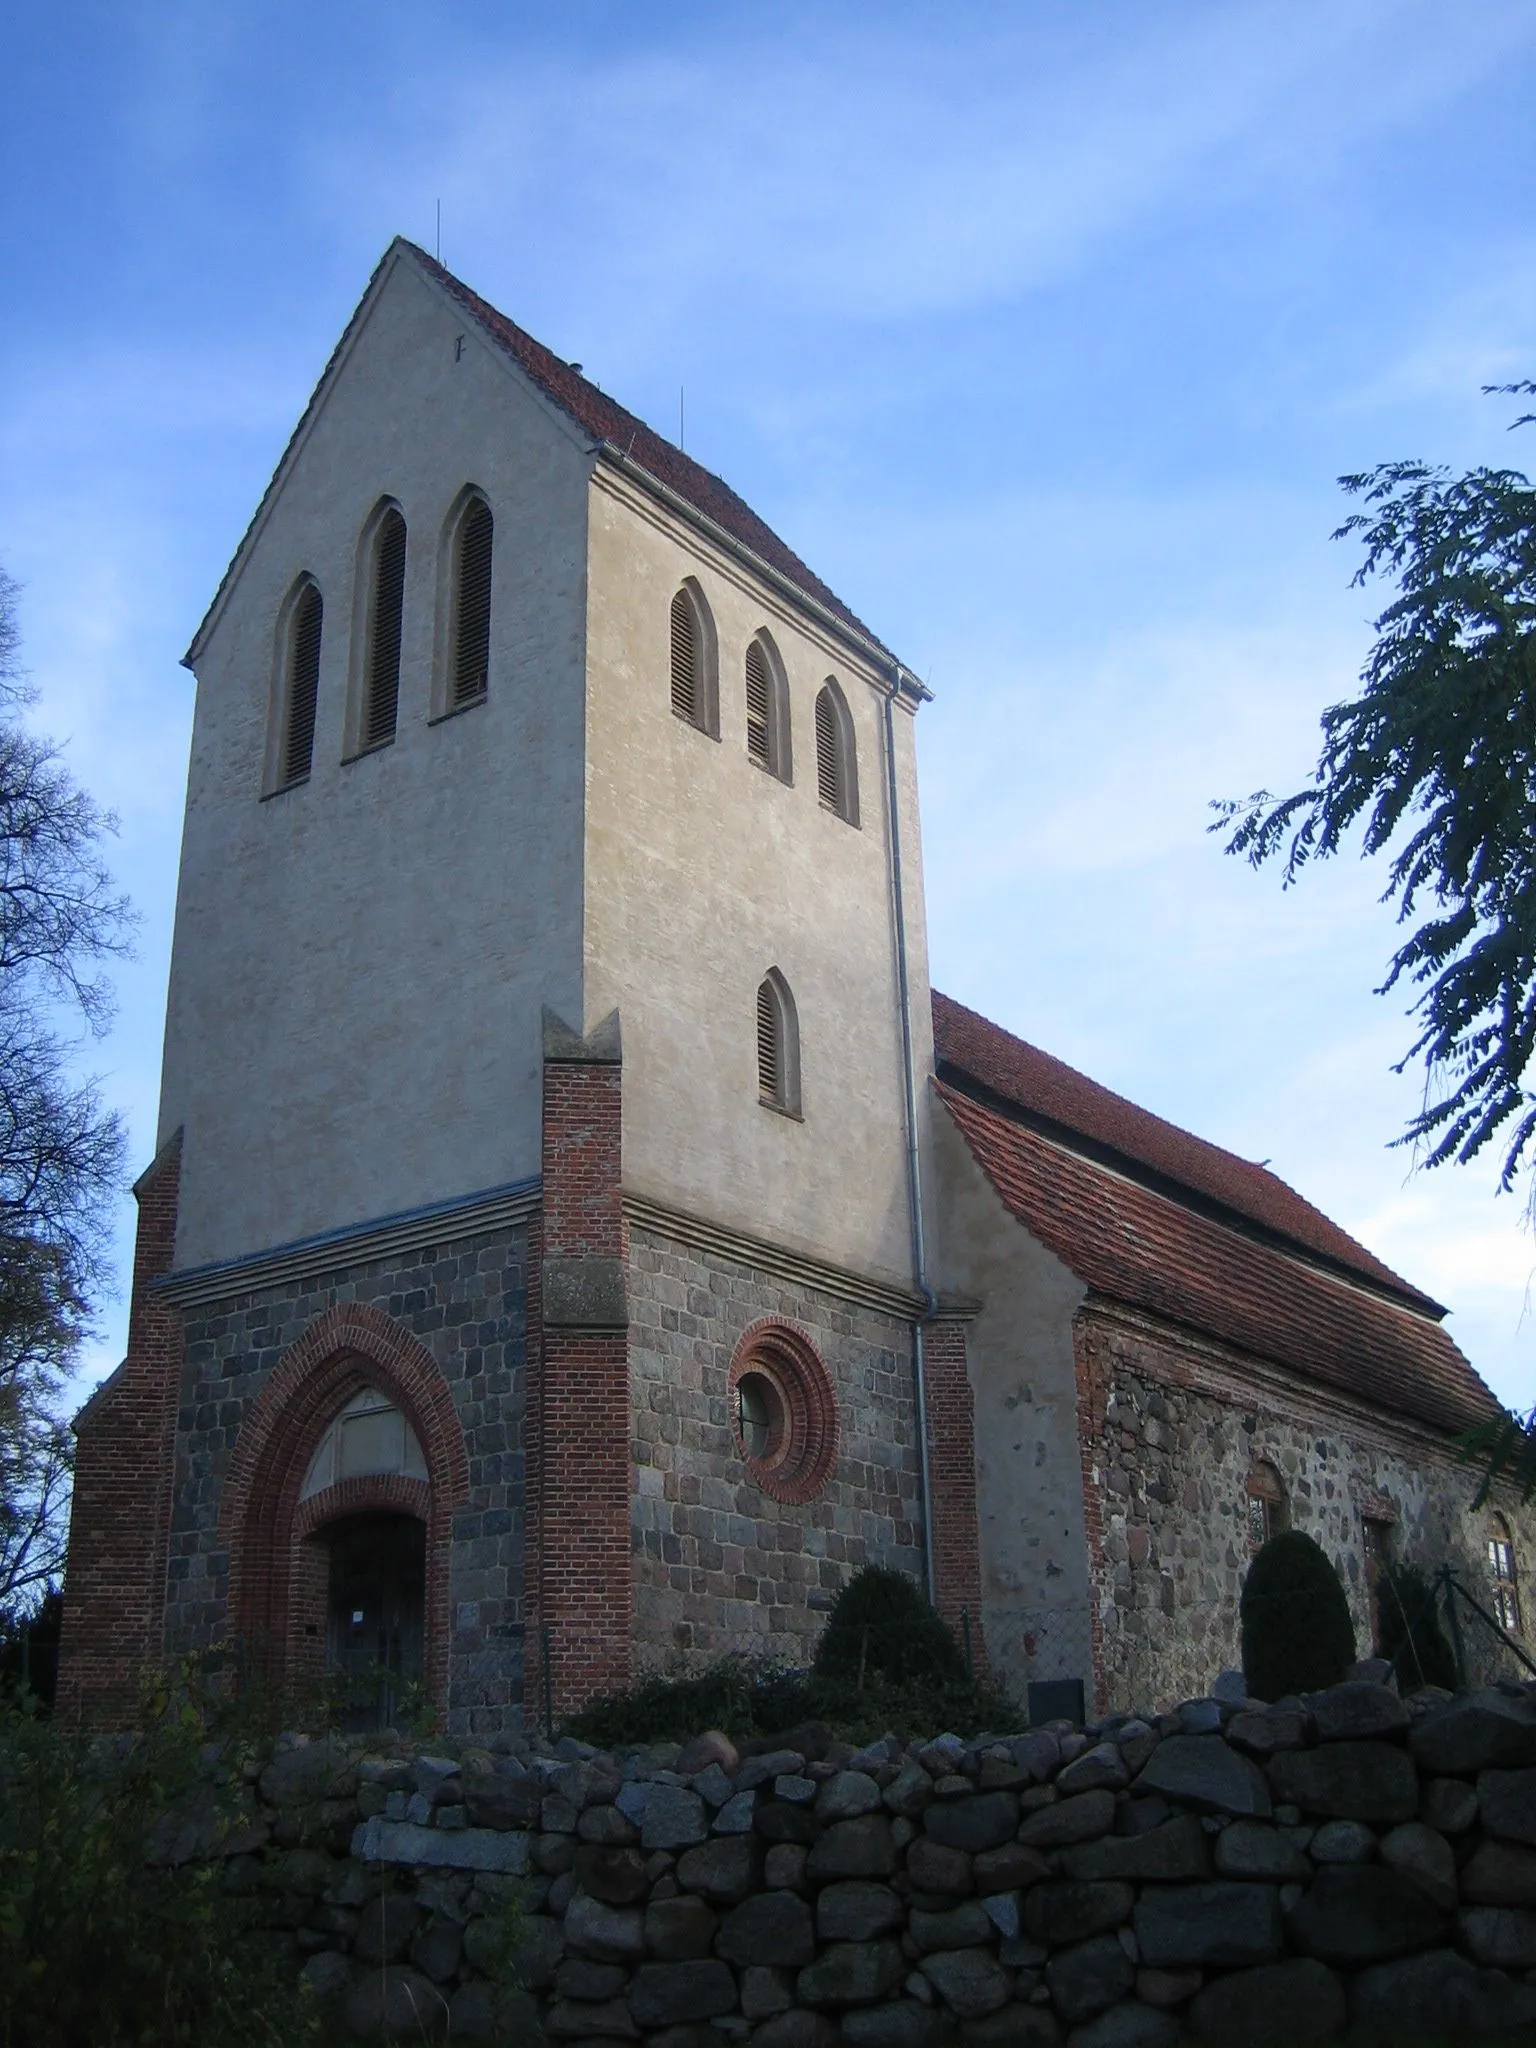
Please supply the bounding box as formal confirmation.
[933,989,1436,1309]
[404,243,892,660]
[931,998,1501,1437]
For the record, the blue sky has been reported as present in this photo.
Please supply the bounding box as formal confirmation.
[3,0,1536,1406]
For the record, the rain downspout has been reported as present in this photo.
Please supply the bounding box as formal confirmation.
[883,670,938,1605]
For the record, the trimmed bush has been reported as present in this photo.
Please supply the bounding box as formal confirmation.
[813,1565,966,1687]
[1240,1529,1356,1701]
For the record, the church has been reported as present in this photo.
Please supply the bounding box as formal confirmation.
[57,239,1529,1734]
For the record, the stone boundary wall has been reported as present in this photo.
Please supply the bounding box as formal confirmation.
[187,1677,1536,2044]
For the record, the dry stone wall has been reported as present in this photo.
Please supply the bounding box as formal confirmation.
[183,1673,1536,2044]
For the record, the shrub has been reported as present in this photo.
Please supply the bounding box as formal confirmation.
[1240,1529,1356,1701]
[0,1669,334,2048]
[1378,1562,1461,1692]
[813,1565,967,1688]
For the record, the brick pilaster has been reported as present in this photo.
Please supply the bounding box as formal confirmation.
[57,1129,184,1726]
[1072,1310,1111,1716]
[923,1314,988,1673]
[528,1008,632,1723]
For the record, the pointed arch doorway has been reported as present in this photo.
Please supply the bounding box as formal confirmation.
[322,1512,426,1731]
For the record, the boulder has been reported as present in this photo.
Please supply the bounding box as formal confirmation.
[354,1895,420,1965]
[716,1890,815,1967]
[643,1784,710,1851]
[766,1842,809,1889]
[924,1795,1021,1854]
[553,1956,627,2001]
[817,1771,883,1821]
[410,1919,463,1983]
[1044,1933,1135,2024]
[508,1913,565,1988]
[1288,1864,1447,1964]
[1267,1742,1417,1824]
[1066,2003,1180,2048]
[750,2012,840,2048]
[564,1891,647,1962]
[1055,1744,1130,1797]
[842,2000,959,2046]
[1135,1968,1201,2009]
[1186,1956,1345,2043]
[543,1993,638,2037]
[1212,1821,1309,1882]
[574,1843,650,1904]
[675,1833,760,1903]
[342,1965,448,2041]
[1063,1817,1209,1884]
[885,1762,938,1816]
[974,1842,1050,1893]
[714,1790,757,1834]
[577,1801,638,1846]
[907,1838,975,1895]
[1378,1821,1457,1910]
[1133,1883,1284,1968]
[1420,1777,1478,1835]
[645,1894,719,1959]
[958,2009,1062,2046]
[1134,1736,1270,1817]
[805,1815,897,1881]
[919,1947,1013,2019]
[1225,1705,1309,1758]
[1019,1792,1117,1848]
[742,1964,793,2019]
[1477,1764,1536,1844]
[259,1737,358,1807]
[444,1982,543,2045]
[1308,1821,1377,1865]
[628,1958,737,2029]
[1456,1903,1536,1969]
[1461,1837,1536,1905]
[1010,1732,1063,1783]
[796,1938,906,2007]
[676,1730,740,1776]
[1309,1683,1408,1742]
[1348,1946,1536,2043]
[1408,1688,1536,1775]
[1023,1880,1134,1947]
[816,1880,903,1941]
[910,1903,995,1952]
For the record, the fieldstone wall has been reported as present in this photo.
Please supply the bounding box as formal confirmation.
[184,1672,1536,2044]
[1079,1312,1535,1714]
[161,1222,530,1735]
[627,1226,925,1670]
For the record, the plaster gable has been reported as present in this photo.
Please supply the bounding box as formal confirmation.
[184,240,598,674]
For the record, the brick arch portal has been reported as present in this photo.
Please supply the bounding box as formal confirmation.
[218,1304,469,1711]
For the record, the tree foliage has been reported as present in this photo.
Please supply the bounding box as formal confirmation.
[0,568,131,1624]
[1214,384,1536,1200]
[1240,1529,1356,1702]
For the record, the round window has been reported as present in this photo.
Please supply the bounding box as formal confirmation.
[728,1322,839,1505]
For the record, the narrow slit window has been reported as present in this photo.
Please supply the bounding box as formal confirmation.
[451,500,493,705]
[814,678,858,824]
[365,508,407,748]
[282,583,322,786]
[671,588,698,723]
[746,642,772,766]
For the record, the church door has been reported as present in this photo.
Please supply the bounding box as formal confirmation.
[324,1513,426,1730]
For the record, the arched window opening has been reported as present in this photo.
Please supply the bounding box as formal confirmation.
[300,1387,428,1502]
[1490,1514,1522,1635]
[756,969,800,1116]
[671,589,699,722]
[1243,1458,1289,1548]
[450,498,493,706]
[815,678,859,825]
[364,507,407,749]
[280,581,322,788]
[745,634,790,781]
[667,580,718,736]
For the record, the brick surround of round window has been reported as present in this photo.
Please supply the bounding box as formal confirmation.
[727,1320,839,1505]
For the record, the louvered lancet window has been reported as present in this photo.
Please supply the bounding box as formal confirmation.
[282,583,322,786]
[756,971,800,1116]
[746,642,772,766]
[670,589,698,723]
[815,679,857,824]
[451,499,493,706]
[364,508,407,748]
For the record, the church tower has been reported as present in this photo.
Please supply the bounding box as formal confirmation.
[57,240,951,1731]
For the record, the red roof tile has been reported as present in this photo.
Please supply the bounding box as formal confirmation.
[933,989,1437,1310]
[405,243,891,660]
